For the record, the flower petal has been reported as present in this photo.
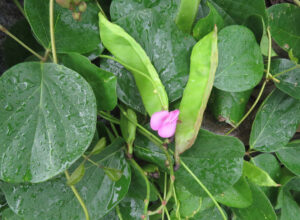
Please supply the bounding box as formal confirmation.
[150,111,169,131]
[158,121,177,138]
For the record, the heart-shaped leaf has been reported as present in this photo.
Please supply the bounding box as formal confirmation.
[268,3,300,59]
[175,129,245,196]
[24,0,100,53]
[214,25,264,92]
[250,89,300,152]
[0,62,97,183]
[1,138,131,220]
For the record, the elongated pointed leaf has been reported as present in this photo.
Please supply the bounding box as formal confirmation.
[0,62,97,183]
[175,28,218,157]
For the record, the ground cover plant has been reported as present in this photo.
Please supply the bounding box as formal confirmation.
[0,0,300,219]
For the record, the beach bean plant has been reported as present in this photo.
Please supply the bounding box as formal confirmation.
[0,0,300,219]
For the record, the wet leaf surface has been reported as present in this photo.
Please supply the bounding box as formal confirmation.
[0,62,97,183]
[175,129,245,196]
[214,25,264,92]
[1,138,131,220]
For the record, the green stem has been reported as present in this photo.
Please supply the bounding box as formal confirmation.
[13,0,26,17]
[110,122,119,137]
[116,205,123,220]
[95,0,108,19]
[65,170,90,220]
[173,187,181,220]
[129,159,150,219]
[225,80,267,135]
[180,161,227,220]
[49,0,58,64]
[294,0,300,7]
[162,173,167,220]
[98,111,120,124]
[0,25,43,60]
[266,27,280,83]
[273,65,300,77]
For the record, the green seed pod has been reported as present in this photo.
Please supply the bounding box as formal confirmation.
[175,27,218,163]
[90,137,106,155]
[175,0,201,33]
[103,167,123,182]
[99,13,169,116]
[67,163,85,185]
[120,108,137,156]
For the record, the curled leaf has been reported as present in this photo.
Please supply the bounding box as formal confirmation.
[103,167,123,182]
[67,163,85,186]
[91,137,106,155]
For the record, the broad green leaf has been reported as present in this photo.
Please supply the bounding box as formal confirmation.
[99,13,169,116]
[58,53,117,111]
[232,182,276,220]
[215,176,252,208]
[0,62,96,183]
[209,0,267,25]
[3,19,43,68]
[175,129,245,196]
[193,1,225,40]
[2,208,24,220]
[175,0,201,33]
[276,140,300,176]
[252,153,281,203]
[118,162,158,220]
[214,25,264,92]
[105,1,196,113]
[175,184,202,218]
[190,206,225,220]
[271,59,300,100]
[1,139,131,220]
[175,28,218,158]
[277,177,300,220]
[243,161,278,187]
[268,3,300,59]
[24,0,100,53]
[250,89,300,152]
[209,88,253,127]
[133,131,168,172]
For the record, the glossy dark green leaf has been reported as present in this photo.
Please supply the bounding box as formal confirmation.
[1,138,131,220]
[243,161,278,187]
[24,0,100,53]
[215,176,252,208]
[3,19,43,68]
[277,177,300,220]
[271,59,300,100]
[175,184,202,218]
[105,1,196,112]
[193,1,225,40]
[190,206,225,220]
[133,132,168,172]
[100,59,146,114]
[214,25,264,92]
[209,0,267,25]
[59,53,117,111]
[268,3,300,59]
[0,62,97,183]
[232,181,276,220]
[276,140,300,176]
[175,129,245,196]
[118,162,158,220]
[250,89,300,152]
[2,208,24,220]
[209,88,253,127]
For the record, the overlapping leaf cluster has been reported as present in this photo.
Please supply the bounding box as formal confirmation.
[0,0,300,219]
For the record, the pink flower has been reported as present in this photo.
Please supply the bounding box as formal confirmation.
[150,110,180,138]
